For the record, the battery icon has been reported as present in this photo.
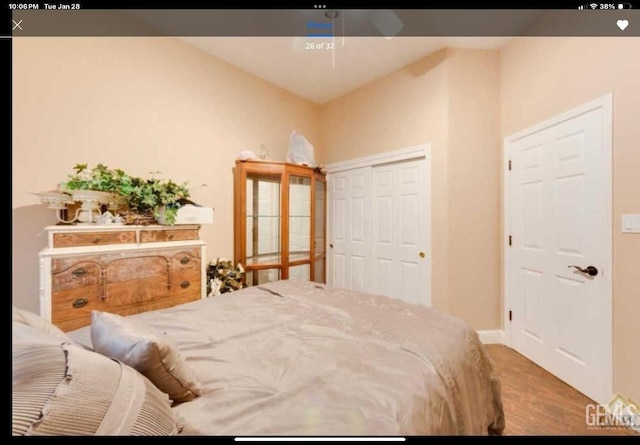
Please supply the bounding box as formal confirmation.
[618,3,624,7]
[619,2,633,7]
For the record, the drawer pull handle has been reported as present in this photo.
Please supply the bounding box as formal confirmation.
[168,233,175,240]
[93,237,102,244]
[180,257,190,265]
[180,281,190,289]
[72,268,87,277]
[72,298,88,309]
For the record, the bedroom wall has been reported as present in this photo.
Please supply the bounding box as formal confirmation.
[320,49,451,313]
[445,49,501,330]
[12,37,320,313]
[321,49,501,329]
[320,48,502,329]
[500,37,640,402]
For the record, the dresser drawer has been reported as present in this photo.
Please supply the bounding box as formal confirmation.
[171,249,201,272]
[171,270,201,296]
[52,285,103,327]
[139,228,199,243]
[52,256,102,273]
[52,262,101,291]
[54,291,202,332]
[53,231,136,248]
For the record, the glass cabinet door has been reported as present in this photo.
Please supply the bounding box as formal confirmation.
[288,175,313,282]
[246,268,281,286]
[245,174,281,268]
[314,179,325,256]
[235,160,326,287]
[289,263,310,281]
[314,257,325,283]
[288,176,311,263]
[313,179,326,283]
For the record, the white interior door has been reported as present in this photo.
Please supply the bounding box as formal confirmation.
[506,94,612,404]
[327,167,372,292]
[372,159,429,304]
[327,146,431,307]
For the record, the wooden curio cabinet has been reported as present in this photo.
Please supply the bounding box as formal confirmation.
[234,160,327,286]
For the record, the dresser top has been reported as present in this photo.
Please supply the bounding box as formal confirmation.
[44,224,201,232]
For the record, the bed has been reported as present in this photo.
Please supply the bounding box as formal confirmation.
[12,280,505,436]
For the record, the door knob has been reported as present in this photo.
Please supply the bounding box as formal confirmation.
[329,244,333,249]
[568,265,598,276]
[419,252,425,258]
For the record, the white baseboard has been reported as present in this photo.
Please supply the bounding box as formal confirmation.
[477,330,505,344]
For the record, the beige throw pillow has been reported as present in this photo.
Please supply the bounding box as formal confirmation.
[12,306,72,343]
[90,311,203,404]
[12,341,179,436]
[12,322,68,346]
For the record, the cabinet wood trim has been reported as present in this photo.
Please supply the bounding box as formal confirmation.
[234,160,326,286]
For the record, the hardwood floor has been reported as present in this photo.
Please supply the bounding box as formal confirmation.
[485,344,638,436]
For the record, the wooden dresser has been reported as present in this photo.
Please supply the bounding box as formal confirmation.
[38,224,206,332]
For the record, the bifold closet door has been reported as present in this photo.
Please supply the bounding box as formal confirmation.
[371,159,429,305]
[327,167,372,292]
[328,156,430,306]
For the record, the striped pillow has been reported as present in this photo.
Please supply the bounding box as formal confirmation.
[12,341,179,436]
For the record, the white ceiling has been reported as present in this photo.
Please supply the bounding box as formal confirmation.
[179,37,511,105]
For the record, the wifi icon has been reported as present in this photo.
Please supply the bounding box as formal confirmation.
[590,3,598,8]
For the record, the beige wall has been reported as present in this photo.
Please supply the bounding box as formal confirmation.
[321,48,502,327]
[320,49,451,312]
[12,37,320,313]
[501,37,640,402]
[446,49,501,329]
